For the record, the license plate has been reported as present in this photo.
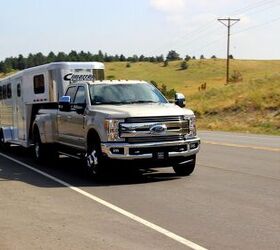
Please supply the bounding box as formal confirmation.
[154,152,168,160]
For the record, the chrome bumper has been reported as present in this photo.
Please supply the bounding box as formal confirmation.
[101,137,200,160]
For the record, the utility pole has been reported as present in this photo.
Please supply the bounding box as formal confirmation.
[218,17,240,84]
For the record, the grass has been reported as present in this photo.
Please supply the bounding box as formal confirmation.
[105,59,280,135]
[1,60,279,135]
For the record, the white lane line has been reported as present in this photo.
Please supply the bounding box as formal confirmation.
[0,152,208,250]
[203,140,280,152]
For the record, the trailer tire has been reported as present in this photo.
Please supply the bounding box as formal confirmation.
[0,129,9,151]
[172,155,196,176]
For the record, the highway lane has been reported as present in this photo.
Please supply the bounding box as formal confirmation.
[0,131,279,250]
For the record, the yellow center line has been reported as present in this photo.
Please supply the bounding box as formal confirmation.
[203,140,280,152]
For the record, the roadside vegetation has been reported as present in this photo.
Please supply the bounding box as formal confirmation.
[1,52,279,135]
[105,59,280,135]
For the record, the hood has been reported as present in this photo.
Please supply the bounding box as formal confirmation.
[88,103,194,118]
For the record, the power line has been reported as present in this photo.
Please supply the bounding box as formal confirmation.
[148,0,279,56]
[233,16,280,35]
[218,18,240,84]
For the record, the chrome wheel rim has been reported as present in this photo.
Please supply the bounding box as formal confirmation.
[86,149,98,168]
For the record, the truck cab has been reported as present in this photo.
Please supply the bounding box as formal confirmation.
[33,80,200,176]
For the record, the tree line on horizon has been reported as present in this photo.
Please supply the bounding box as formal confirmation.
[0,50,219,73]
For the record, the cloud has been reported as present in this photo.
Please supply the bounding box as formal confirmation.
[150,0,186,13]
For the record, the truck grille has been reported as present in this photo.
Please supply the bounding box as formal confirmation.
[126,135,185,144]
[120,116,189,142]
[125,116,184,123]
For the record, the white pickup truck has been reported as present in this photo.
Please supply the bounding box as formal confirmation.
[33,80,200,176]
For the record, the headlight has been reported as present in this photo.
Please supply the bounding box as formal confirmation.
[104,119,124,142]
[189,116,197,137]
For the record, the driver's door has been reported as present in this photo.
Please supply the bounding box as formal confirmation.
[68,86,87,149]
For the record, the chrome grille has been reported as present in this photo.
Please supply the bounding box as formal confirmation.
[126,135,185,144]
[125,116,184,123]
[120,116,190,140]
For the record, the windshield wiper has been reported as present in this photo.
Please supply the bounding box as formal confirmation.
[92,100,159,105]
[92,101,124,105]
[131,100,158,103]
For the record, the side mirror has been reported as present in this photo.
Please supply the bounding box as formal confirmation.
[175,93,186,108]
[59,96,71,112]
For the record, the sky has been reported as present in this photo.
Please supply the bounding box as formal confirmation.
[0,0,280,60]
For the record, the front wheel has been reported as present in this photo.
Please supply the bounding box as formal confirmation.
[172,155,196,176]
[85,142,104,177]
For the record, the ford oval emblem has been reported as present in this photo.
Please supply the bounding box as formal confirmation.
[150,124,167,134]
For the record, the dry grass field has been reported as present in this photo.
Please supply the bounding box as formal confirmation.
[105,59,280,135]
[1,59,279,135]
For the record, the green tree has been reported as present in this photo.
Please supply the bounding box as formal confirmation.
[180,60,188,70]
[185,55,191,61]
[47,51,56,63]
[166,50,180,61]
[56,52,67,61]
[16,54,26,70]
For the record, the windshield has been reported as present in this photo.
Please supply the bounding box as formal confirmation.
[89,83,168,105]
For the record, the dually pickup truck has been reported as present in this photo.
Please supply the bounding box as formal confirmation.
[33,80,200,176]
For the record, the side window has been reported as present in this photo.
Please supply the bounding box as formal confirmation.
[73,86,86,104]
[0,86,2,100]
[65,86,77,102]
[3,85,7,99]
[17,84,21,97]
[34,74,45,94]
[7,83,12,98]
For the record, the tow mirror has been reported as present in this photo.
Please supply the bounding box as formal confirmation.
[59,96,71,112]
[175,93,186,108]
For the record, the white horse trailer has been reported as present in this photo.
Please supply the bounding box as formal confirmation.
[0,62,105,147]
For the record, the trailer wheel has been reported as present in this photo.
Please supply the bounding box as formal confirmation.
[172,155,196,176]
[0,129,9,151]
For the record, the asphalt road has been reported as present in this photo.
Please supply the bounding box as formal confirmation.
[0,131,279,250]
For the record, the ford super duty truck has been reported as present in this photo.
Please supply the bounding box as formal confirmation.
[33,80,200,176]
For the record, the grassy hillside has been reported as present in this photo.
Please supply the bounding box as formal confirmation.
[1,60,279,135]
[105,60,280,135]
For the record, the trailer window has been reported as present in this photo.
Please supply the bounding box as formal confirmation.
[0,86,2,100]
[17,84,21,97]
[3,85,7,99]
[7,83,12,98]
[34,74,45,94]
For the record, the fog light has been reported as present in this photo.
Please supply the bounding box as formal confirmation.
[110,148,124,154]
[190,143,198,150]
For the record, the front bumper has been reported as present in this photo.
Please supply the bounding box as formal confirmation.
[101,137,200,160]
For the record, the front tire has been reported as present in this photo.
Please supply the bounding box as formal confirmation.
[173,155,196,176]
[85,141,104,177]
